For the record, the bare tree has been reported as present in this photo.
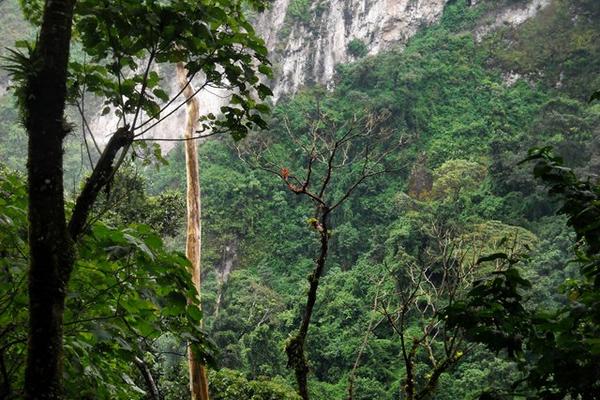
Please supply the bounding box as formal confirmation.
[240,105,404,399]
[347,276,386,400]
[379,221,478,400]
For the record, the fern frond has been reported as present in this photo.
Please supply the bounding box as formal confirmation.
[1,41,39,85]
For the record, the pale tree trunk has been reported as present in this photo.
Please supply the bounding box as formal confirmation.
[176,62,210,400]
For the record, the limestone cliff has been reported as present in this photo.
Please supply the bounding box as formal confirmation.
[256,0,447,99]
[256,0,552,99]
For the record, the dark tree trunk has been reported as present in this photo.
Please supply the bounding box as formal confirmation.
[22,1,76,398]
[20,2,135,397]
[286,210,330,400]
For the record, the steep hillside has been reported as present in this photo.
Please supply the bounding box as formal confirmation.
[125,1,599,398]
[0,0,554,145]
[0,0,599,398]
[257,0,553,99]
[0,0,551,101]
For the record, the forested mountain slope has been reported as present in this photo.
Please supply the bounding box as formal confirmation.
[0,0,599,399]
[138,0,599,398]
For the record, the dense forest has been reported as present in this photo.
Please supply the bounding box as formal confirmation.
[1,0,599,399]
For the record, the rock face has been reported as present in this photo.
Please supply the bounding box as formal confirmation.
[257,0,554,100]
[473,0,552,41]
[90,0,449,141]
[256,0,448,99]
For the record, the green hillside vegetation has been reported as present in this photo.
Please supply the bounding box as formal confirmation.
[133,1,600,398]
[1,0,599,398]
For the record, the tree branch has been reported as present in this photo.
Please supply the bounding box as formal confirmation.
[133,355,161,400]
[69,127,134,240]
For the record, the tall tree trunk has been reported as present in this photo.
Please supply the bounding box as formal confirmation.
[286,210,330,400]
[21,3,133,396]
[176,62,210,400]
[22,1,76,398]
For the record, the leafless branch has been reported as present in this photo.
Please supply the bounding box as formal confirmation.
[133,130,220,142]
[133,79,212,138]
[348,276,385,400]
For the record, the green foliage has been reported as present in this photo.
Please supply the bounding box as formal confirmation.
[347,39,368,58]
[0,166,213,399]
[1,0,275,394]
[208,270,288,377]
[446,149,600,399]
[140,1,600,397]
[132,2,600,397]
[445,254,532,358]
[4,0,273,153]
[93,166,186,238]
[0,165,27,398]
[209,369,301,400]
[0,0,32,82]
[430,159,487,200]
[525,147,600,259]
[74,0,272,137]
[486,0,600,98]
[2,0,600,398]
[0,95,26,170]
[286,0,311,24]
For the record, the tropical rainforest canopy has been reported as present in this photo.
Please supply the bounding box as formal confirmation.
[0,0,599,399]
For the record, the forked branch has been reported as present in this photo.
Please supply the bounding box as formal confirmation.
[240,106,403,400]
